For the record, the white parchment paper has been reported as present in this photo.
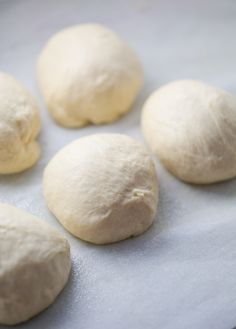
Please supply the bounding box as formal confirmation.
[0,0,236,328]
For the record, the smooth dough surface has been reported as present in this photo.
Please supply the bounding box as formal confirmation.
[43,134,158,244]
[141,80,236,184]
[38,24,143,128]
[0,203,71,325]
[0,72,41,174]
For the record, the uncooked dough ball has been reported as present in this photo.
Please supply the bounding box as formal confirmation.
[43,134,158,244]
[0,72,41,174]
[142,80,236,184]
[38,24,143,128]
[0,203,71,325]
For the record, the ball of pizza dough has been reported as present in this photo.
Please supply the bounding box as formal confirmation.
[43,134,158,244]
[0,72,41,174]
[37,24,143,128]
[0,203,71,325]
[141,80,236,184]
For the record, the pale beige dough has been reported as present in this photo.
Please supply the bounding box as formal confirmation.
[0,203,71,325]
[141,80,236,184]
[38,24,143,128]
[0,72,41,174]
[43,134,158,244]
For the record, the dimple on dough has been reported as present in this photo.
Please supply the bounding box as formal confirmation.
[141,79,236,184]
[43,133,158,244]
[0,202,71,325]
[0,72,41,174]
[37,24,143,128]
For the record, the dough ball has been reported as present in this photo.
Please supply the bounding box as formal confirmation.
[43,134,158,244]
[141,80,236,184]
[0,203,71,325]
[37,24,143,128]
[0,72,41,174]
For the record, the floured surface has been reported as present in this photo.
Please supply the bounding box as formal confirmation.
[0,0,236,328]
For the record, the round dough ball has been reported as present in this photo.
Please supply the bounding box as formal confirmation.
[142,80,236,184]
[0,203,71,325]
[37,24,143,128]
[0,72,41,174]
[43,134,158,244]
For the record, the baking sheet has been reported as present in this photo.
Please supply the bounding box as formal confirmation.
[1,0,236,328]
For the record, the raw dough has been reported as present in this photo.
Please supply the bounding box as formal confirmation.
[0,203,71,325]
[43,134,158,244]
[141,80,236,184]
[37,24,143,128]
[0,72,41,174]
